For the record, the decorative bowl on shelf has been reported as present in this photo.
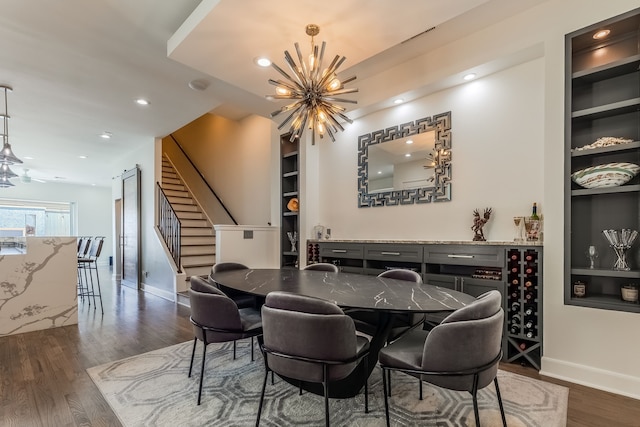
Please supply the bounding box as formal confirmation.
[286,197,299,212]
[621,285,638,303]
[571,162,640,189]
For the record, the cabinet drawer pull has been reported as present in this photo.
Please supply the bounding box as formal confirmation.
[332,249,347,253]
[447,254,474,259]
[381,252,401,256]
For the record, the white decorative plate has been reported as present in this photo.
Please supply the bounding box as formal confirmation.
[571,162,640,189]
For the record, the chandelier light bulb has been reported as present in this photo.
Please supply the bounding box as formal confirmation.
[276,87,291,96]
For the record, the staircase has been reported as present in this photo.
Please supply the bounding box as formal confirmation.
[161,156,216,285]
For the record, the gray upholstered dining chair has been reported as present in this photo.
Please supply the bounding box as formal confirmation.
[256,291,370,427]
[303,262,339,273]
[188,276,262,405]
[210,262,257,309]
[378,290,506,427]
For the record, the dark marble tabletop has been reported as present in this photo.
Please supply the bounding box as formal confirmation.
[210,268,475,312]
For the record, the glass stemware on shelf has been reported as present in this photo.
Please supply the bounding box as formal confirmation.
[513,216,524,242]
[602,229,638,271]
[287,231,298,253]
[586,245,598,269]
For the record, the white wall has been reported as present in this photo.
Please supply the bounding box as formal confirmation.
[285,0,640,399]
[1,181,112,265]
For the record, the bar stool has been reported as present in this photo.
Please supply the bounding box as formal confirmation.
[78,236,105,313]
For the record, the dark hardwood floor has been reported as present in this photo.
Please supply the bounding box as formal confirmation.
[1,267,638,426]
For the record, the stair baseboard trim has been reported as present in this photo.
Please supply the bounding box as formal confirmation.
[140,283,175,302]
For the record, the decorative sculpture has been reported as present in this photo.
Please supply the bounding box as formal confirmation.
[471,208,492,241]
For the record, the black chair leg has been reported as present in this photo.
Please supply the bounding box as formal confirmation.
[364,357,369,413]
[419,378,423,400]
[323,364,330,427]
[256,368,270,427]
[251,337,255,361]
[197,342,207,405]
[494,377,507,427]
[381,367,391,427]
[188,337,197,377]
[471,374,481,427]
[233,340,237,360]
[387,369,392,396]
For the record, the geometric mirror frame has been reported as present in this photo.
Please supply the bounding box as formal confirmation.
[357,111,452,207]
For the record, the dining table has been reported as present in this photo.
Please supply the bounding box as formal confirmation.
[210,268,476,398]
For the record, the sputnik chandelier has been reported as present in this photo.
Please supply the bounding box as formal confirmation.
[0,85,22,188]
[268,24,358,144]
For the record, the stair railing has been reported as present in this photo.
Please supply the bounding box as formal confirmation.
[157,182,181,270]
[169,134,238,225]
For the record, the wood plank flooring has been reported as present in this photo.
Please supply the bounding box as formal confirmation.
[0,267,638,426]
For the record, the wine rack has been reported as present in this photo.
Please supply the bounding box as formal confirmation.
[506,247,542,369]
[307,242,319,265]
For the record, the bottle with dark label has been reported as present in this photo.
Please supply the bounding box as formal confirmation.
[531,202,539,220]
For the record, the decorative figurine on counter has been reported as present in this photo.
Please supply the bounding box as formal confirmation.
[471,207,492,241]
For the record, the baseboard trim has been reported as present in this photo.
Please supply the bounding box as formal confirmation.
[541,356,640,400]
[140,283,175,303]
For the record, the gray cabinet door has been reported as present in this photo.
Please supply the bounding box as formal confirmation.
[424,273,457,291]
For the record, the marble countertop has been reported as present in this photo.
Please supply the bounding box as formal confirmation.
[307,239,543,246]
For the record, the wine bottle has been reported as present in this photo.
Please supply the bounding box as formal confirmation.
[524,306,534,316]
[530,202,539,220]
[511,301,521,312]
[524,280,533,287]
[511,266,518,273]
[511,314,521,324]
[512,278,519,285]
[525,330,535,338]
[524,320,534,329]
[518,342,527,350]
[510,324,521,334]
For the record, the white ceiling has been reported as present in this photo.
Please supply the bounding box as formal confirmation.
[0,0,545,188]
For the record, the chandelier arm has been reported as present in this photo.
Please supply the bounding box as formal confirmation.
[322,97,358,104]
[321,104,354,125]
[318,56,347,88]
[324,88,358,96]
[268,79,303,94]
[340,75,357,85]
[318,55,340,82]
[271,99,305,118]
[276,102,307,129]
[322,112,345,132]
[325,125,336,142]
[270,62,300,89]
[284,51,308,88]
[293,42,311,84]
[312,41,327,82]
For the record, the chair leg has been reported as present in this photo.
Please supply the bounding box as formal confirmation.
[363,357,369,414]
[92,263,104,314]
[471,374,481,427]
[233,340,237,360]
[494,377,507,427]
[387,369,392,396]
[197,341,207,405]
[256,367,270,427]
[381,367,391,427]
[188,337,197,377]
[251,337,255,361]
[419,377,423,400]
[322,364,330,427]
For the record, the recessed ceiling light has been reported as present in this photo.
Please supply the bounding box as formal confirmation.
[593,29,610,39]
[393,98,404,104]
[135,98,150,106]
[100,132,112,139]
[463,73,477,81]
[78,155,87,159]
[378,171,382,174]
[188,79,210,91]
[406,139,414,144]
[255,57,272,67]
[405,153,411,157]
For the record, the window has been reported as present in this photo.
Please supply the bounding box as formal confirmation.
[0,198,74,237]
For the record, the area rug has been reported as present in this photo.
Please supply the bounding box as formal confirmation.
[87,341,568,426]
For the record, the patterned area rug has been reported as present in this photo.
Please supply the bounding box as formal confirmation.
[87,341,568,426]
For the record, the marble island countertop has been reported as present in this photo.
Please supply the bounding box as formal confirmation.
[307,239,543,246]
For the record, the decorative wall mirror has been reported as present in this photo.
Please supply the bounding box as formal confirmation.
[357,111,452,207]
